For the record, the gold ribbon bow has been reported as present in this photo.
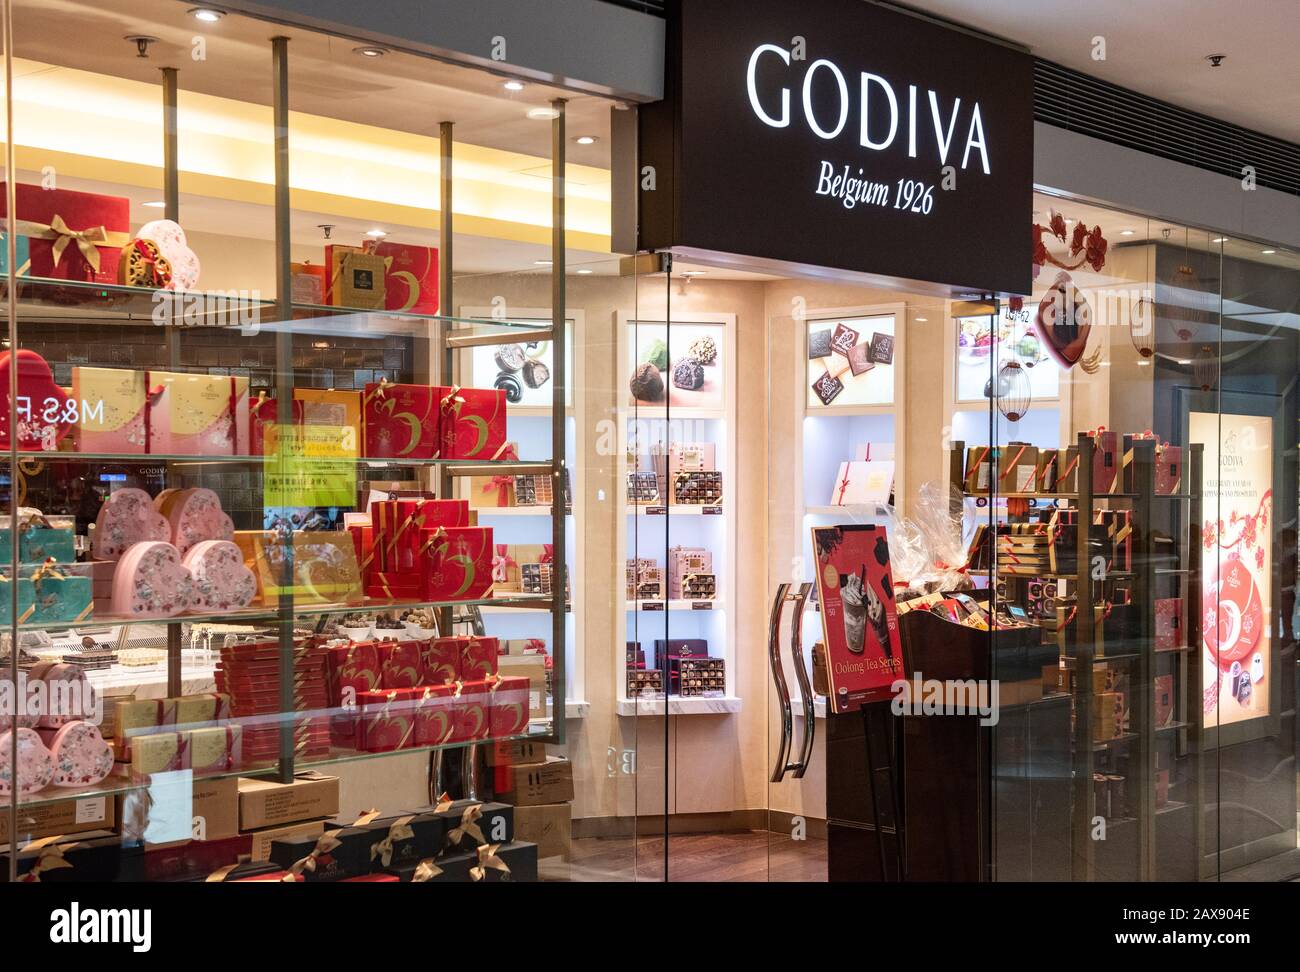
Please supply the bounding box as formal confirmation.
[447,802,485,848]
[469,843,510,882]
[29,557,66,584]
[411,858,444,882]
[290,831,342,876]
[17,215,129,273]
[432,791,454,814]
[370,815,415,867]
[440,385,465,417]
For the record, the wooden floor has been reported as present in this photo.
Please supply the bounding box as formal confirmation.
[538,832,827,882]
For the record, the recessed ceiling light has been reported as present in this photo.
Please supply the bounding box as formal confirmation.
[1177,359,1191,365]
[533,260,553,266]
[365,228,387,238]
[576,268,594,275]
[188,7,225,22]
[526,107,560,120]
[1120,229,1136,236]
[353,46,388,57]
[915,316,928,322]
[574,135,598,145]
[1137,360,1150,366]
[1212,237,1228,244]
[502,80,525,92]
[681,270,707,277]
[142,200,166,208]
[1262,249,1276,254]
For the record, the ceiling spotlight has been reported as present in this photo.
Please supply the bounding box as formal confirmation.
[533,260,553,266]
[353,46,388,58]
[915,316,928,322]
[576,268,594,275]
[526,107,561,120]
[1120,229,1136,236]
[1177,359,1192,365]
[365,229,387,239]
[502,80,525,92]
[574,135,598,145]
[681,270,707,277]
[1205,53,1226,67]
[188,7,225,22]
[1212,237,1228,244]
[142,200,166,208]
[1262,249,1276,254]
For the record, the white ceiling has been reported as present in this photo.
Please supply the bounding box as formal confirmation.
[904,0,1300,143]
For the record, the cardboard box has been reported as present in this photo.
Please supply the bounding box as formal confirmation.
[485,739,547,767]
[0,795,115,844]
[501,756,574,807]
[193,776,240,842]
[238,771,340,830]
[513,802,571,860]
[244,819,327,862]
[497,655,547,719]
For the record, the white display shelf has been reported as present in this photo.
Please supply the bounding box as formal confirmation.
[625,599,724,612]
[805,504,890,517]
[627,503,723,516]
[481,602,571,614]
[475,506,572,516]
[616,310,739,712]
[615,695,743,716]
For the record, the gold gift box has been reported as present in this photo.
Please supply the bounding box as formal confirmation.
[234,530,363,605]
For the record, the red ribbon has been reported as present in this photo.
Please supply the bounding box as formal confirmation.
[484,476,514,507]
[131,238,172,288]
[539,544,554,565]
[835,473,851,505]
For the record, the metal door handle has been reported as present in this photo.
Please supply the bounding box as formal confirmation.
[769,582,816,782]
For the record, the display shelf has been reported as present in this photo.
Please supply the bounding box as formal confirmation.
[6,451,553,470]
[627,503,723,516]
[615,695,743,716]
[804,504,890,517]
[476,506,572,517]
[616,310,739,712]
[625,599,723,612]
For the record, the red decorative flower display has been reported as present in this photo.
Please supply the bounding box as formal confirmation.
[1030,209,1110,281]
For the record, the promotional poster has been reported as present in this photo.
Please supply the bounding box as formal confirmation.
[1191,412,1273,728]
[812,524,905,713]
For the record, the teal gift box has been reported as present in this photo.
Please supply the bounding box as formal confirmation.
[0,576,35,625]
[0,525,77,565]
[29,568,92,625]
[0,233,30,276]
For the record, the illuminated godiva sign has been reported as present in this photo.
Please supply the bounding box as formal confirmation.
[635,0,1033,294]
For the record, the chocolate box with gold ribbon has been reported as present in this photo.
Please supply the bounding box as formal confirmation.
[269,825,372,882]
[372,240,439,314]
[438,385,509,460]
[356,688,419,752]
[1,182,130,284]
[362,380,440,459]
[411,797,515,853]
[358,811,445,870]
[419,525,494,601]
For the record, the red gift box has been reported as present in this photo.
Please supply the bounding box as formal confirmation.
[368,571,423,601]
[461,635,499,681]
[386,498,470,572]
[249,393,303,455]
[488,676,530,736]
[380,640,425,689]
[1155,444,1182,495]
[373,241,439,314]
[421,638,461,685]
[325,641,382,742]
[357,689,419,752]
[1155,598,1183,651]
[413,684,456,746]
[363,381,440,459]
[1090,428,1119,493]
[420,526,494,601]
[348,524,377,589]
[1,182,130,284]
[449,681,491,742]
[438,386,509,461]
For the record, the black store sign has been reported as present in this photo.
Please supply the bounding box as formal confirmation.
[638,0,1034,295]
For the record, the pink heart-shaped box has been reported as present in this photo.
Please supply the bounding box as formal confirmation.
[184,539,257,612]
[111,540,194,618]
[0,727,55,796]
[48,720,114,788]
[93,487,171,561]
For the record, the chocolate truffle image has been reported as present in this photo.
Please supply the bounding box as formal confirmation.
[672,356,705,390]
[688,335,718,366]
[640,337,669,372]
[630,362,665,401]
[493,372,523,403]
[523,359,550,389]
[493,344,525,373]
